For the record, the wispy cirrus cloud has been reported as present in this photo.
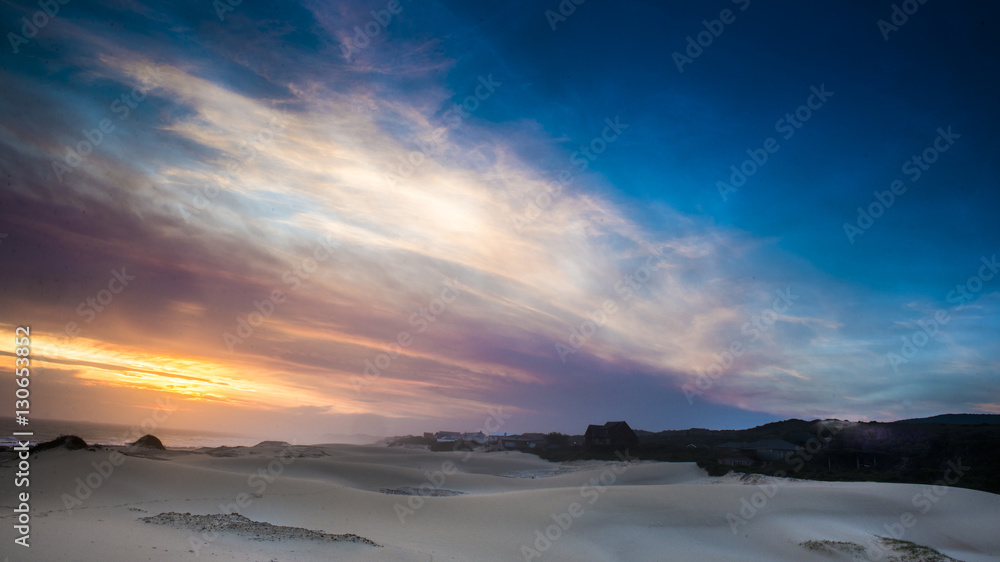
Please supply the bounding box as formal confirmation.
[1,0,997,436]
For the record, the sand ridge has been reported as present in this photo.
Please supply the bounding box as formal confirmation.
[2,442,998,561]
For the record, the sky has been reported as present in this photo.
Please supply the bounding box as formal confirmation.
[0,0,998,440]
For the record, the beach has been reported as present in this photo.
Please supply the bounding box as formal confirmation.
[2,440,998,561]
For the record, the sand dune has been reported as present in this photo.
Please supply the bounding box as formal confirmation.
[3,443,998,561]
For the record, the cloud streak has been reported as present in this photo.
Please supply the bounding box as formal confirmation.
[1,0,997,437]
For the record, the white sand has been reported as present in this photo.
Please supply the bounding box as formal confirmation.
[3,443,999,561]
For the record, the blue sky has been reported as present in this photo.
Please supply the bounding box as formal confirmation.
[0,0,997,438]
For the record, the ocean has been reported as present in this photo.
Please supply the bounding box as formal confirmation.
[0,418,259,449]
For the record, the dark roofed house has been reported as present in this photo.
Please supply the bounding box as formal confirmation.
[746,439,801,462]
[519,432,547,441]
[718,456,754,467]
[715,441,753,466]
[435,431,462,443]
[461,431,487,444]
[488,434,545,451]
[584,421,639,450]
[715,439,800,465]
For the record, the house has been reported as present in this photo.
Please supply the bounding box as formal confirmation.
[745,439,801,462]
[486,433,505,449]
[461,431,487,444]
[584,421,639,450]
[434,431,462,443]
[714,439,801,464]
[715,441,753,466]
[486,433,545,451]
[504,436,542,451]
[718,456,754,467]
[715,441,746,451]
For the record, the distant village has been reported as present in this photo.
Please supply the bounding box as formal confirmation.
[406,420,808,468]
[418,420,642,452]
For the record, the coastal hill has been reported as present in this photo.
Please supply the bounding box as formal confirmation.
[893,413,1000,425]
[561,416,1000,496]
[403,415,1000,496]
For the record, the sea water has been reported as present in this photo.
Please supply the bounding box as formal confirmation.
[0,418,257,448]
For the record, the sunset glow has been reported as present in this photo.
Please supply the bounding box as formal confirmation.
[1,0,998,440]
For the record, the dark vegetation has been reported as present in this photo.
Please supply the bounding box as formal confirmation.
[32,434,90,453]
[527,418,1000,496]
[430,440,475,452]
[385,434,469,452]
[544,431,571,447]
[389,435,436,447]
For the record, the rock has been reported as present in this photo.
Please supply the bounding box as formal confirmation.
[131,434,166,450]
[253,441,291,448]
[33,434,88,453]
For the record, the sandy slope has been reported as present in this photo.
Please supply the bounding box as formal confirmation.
[1,443,998,561]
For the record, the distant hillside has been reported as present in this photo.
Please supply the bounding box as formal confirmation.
[893,413,1000,425]
[530,418,1000,496]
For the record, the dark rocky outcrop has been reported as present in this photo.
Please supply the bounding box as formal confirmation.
[33,434,88,453]
[130,434,166,450]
